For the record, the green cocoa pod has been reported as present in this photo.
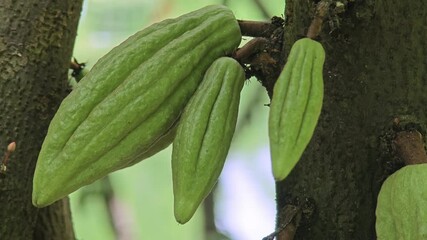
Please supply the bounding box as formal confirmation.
[269,38,325,181]
[32,5,241,207]
[376,164,427,240]
[172,57,245,224]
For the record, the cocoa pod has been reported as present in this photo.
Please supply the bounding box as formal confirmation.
[32,5,241,207]
[172,57,245,224]
[269,38,325,181]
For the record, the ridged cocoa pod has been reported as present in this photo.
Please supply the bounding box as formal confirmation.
[32,5,241,207]
[172,57,245,224]
[269,38,325,181]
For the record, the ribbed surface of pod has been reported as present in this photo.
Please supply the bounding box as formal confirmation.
[269,38,325,181]
[33,5,241,207]
[172,57,245,224]
[376,164,427,240]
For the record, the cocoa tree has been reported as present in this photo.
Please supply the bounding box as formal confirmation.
[1,0,426,239]
[268,0,427,239]
[0,1,83,239]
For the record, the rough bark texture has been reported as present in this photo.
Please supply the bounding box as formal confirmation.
[0,1,83,239]
[274,0,427,239]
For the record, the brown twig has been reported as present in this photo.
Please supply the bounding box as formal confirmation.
[393,130,427,165]
[277,223,297,240]
[306,0,330,39]
[234,18,283,96]
[238,20,277,38]
[263,205,301,240]
[234,37,269,63]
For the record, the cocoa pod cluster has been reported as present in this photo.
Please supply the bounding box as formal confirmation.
[33,4,326,224]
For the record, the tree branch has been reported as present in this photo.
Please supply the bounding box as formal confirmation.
[238,20,278,38]
[263,205,301,240]
[307,0,330,39]
[234,37,270,63]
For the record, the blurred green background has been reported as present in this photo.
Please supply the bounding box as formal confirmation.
[70,0,284,239]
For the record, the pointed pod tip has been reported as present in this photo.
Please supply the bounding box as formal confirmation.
[174,211,193,225]
[32,168,66,208]
[173,198,199,224]
[273,173,289,182]
[32,192,51,208]
[272,161,292,182]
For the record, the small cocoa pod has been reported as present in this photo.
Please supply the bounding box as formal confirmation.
[269,38,325,181]
[376,164,427,240]
[172,57,245,224]
[32,5,241,207]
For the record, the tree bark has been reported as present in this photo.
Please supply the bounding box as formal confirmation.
[0,1,83,239]
[273,0,427,239]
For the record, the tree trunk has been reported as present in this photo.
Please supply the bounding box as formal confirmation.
[0,1,83,239]
[274,0,427,239]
